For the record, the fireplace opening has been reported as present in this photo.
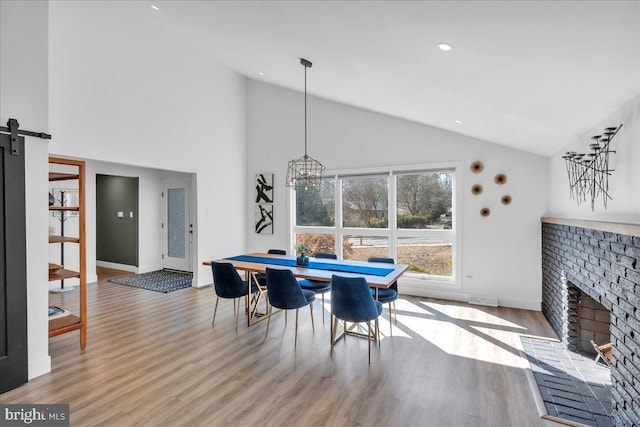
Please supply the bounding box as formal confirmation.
[578,290,611,361]
[566,281,613,364]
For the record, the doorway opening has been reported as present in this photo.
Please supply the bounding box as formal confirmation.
[162,182,192,272]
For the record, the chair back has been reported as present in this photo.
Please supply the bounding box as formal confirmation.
[315,252,337,259]
[265,268,308,309]
[211,262,246,298]
[368,257,398,292]
[268,249,286,255]
[331,275,379,322]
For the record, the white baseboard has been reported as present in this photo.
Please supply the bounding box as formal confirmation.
[497,296,541,311]
[96,260,138,272]
[400,283,470,303]
[400,282,541,311]
[137,264,162,274]
[195,275,212,288]
[28,355,51,379]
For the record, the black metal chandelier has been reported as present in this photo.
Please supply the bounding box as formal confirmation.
[286,58,326,189]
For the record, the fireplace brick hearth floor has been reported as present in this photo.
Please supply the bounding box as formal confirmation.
[521,336,613,427]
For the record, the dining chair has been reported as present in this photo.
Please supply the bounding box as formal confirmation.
[330,275,382,365]
[368,257,399,336]
[266,249,286,255]
[210,261,258,330]
[299,252,335,324]
[256,249,287,287]
[264,267,315,347]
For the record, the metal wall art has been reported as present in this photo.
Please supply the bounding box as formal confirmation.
[470,161,484,173]
[494,174,507,185]
[562,124,621,210]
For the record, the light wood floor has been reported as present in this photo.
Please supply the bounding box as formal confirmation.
[1,271,560,426]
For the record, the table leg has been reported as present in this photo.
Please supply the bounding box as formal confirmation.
[245,271,273,326]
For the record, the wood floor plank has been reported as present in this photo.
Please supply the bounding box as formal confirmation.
[1,271,559,426]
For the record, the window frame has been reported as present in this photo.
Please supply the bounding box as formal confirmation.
[289,162,462,289]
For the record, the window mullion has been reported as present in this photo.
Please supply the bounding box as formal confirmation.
[389,173,397,260]
[336,176,343,258]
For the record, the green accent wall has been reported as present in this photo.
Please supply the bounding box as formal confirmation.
[96,175,139,266]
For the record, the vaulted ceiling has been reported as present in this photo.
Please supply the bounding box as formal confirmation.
[122,1,639,156]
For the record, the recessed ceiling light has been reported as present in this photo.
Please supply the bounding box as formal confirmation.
[438,43,453,51]
[258,72,264,76]
[454,120,462,124]
[151,5,159,11]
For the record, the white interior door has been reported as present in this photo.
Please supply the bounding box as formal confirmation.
[162,183,192,272]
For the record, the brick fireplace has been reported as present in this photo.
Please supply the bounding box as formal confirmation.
[542,218,640,426]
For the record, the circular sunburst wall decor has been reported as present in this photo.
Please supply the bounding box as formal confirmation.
[494,174,507,185]
[470,161,484,173]
[471,184,483,195]
[501,195,512,205]
[480,207,491,217]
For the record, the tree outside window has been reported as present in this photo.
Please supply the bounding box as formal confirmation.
[342,175,388,228]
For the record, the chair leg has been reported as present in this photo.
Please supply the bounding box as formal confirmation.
[321,293,325,325]
[309,303,315,333]
[285,310,288,327]
[235,298,241,331]
[367,321,372,365]
[330,315,337,352]
[389,302,393,337]
[212,296,219,326]
[330,304,333,340]
[394,300,398,324]
[265,303,272,340]
[295,309,299,348]
[377,317,380,345]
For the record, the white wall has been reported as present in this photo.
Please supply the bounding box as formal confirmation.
[48,1,247,287]
[0,0,51,379]
[548,95,640,224]
[247,80,549,310]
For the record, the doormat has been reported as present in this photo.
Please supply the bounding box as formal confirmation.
[520,336,613,427]
[108,269,193,293]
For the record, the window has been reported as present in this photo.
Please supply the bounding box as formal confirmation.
[343,235,389,261]
[396,172,452,230]
[295,233,336,257]
[342,175,388,228]
[291,166,457,284]
[295,178,335,226]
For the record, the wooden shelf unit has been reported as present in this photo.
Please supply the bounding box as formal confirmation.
[48,157,86,349]
[49,172,79,182]
[49,206,80,212]
[49,235,80,244]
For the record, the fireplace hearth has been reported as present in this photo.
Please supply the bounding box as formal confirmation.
[542,218,640,427]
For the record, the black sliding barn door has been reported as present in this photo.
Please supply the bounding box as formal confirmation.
[0,132,28,393]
